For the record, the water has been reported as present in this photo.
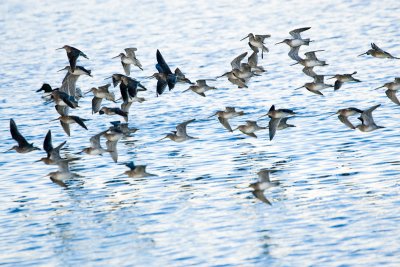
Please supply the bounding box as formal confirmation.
[1,0,400,266]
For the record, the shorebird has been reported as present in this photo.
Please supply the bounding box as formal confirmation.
[110,121,138,137]
[332,107,363,129]
[51,89,79,109]
[112,48,143,75]
[81,131,107,156]
[249,169,279,205]
[150,50,177,96]
[328,72,361,90]
[276,27,312,47]
[59,65,92,97]
[374,78,400,91]
[99,107,128,122]
[124,162,156,178]
[37,83,54,93]
[57,45,89,71]
[358,43,400,59]
[175,68,193,84]
[7,119,40,153]
[102,127,123,162]
[247,51,266,74]
[37,130,68,165]
[277,117,296,130]
[46,159,77,187]
[259,105,296,141]
[105,73,125,87]
[233,120,266,138]
[241,33,271,58]
[292,50,327,67]
[159,119,197,142]
[356,104,384,132]
[52,115,89,136]
[295,75,333,96]
[85,84,116,114]
[217,52,251,88]
[209,107,245,132]
[120,76,147,112]
[182,79,216,97]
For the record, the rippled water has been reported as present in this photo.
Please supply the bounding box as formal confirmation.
[1,0,400,266]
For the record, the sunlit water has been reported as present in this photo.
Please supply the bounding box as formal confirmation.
[1,0,400,266]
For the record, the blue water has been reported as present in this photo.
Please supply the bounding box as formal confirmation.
[1,0,400,266]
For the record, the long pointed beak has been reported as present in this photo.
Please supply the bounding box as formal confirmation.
[275,41,284,45]
[56,47,64,50]
[290,62,299,66]
[50,118,59,122]
[157,136,168,142]
[4,147,14,152]
[57,68,66,72]
[240,36,248,41]
[207,113,217,119]
[374,86,384,90]
[294,86,304,90]
[112,55,120,59]
[145,75,155,79]
[328,113,338,117]
[357,52,367,57]
[327,76,335,80]
[232,127,239,131]
[258,114,268,119]
[84,90,92,95]
[104,76,112,80]
[34,159,42,162]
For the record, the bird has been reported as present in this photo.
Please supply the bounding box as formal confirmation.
[276,27,312,47]
[332,107,363,129]
[217,52,253,88]
[105,73,125,87]
[85,84,116,114]
[233,120,266,138]
[182,79,216,97]
[276,117,296,130]
[374,78,400,91]
[102,127,123,162]
[328,72,361,90]
[295,75,333,96]
[241,33,271,58]
[36,130,70,165]
[292,50,327,67]
[46,160,75,187]
[356,104,384,132]
[81,131,107,156]
[56,45,89,72]
[249,169,279,205]
[99,107,128,122]
[51,89,79,109]
[124,162,156,178]
[358,43,400,59]
[7,119,40,153]
[119,76,147,112]
[51,115,89,136]
[150,50,177,96]
[259,105,296,141]
[247,50,266,74]
[112,48,143,75]
[209,107,245,132]
[109,121,138,137]
[58,65,92,97]
[159,119,197,142]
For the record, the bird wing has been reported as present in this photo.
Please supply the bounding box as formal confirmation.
[338,115,355,129]
[156,79,168,96]
[334,80,343,90]
[125,161,135,170]
[176,119,195,136]
[156,50,172,75]
[90,131,104,149]
[289,27,311,39]
[71,116,88,130]
[289,46,302,61]
[57,160,70,173]
[305,50,323,60]
[257,170,271,182]
[225,107,236,112]
[60,121,70,136]
[112,74,122,87]
[228,77,247,88]
[67,50,80,71]
[268,118,281,141]
[10,119,30,147]
[231,52,248,70]
[371,43,385,53]
[127,79,138,98]
[385,89,400,105]
[196,79,207,87]
[244,132,257,138]
[252,190,272,205]
[247,51,258,68]
[218,117,232,132]
[98,84,111,92]
[302,66,317,77]
[121,102,132,113]
[360,104,380,125]
[43,130,53,157]
[124,48,137,59]
[119,82,129,103]
[255,34,271,42]
[50,141,66,161]
[106,140,118,163]
[314,75,324,84]
[92,97,103,114]
[122,62,131,76]
[60,72,79,97]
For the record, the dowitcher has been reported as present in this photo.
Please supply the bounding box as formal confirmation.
[51,89,79,109]
[249,169,279,205]
[7,119,40,153]
[81,131,107,156]
[99,107,128,122]
[57,45,89,71]
[233,120,266,138]
[151,50,177,96]
[209,107,245,132]
[124,162,156,178]
[332,107,363,129]
[119,76,147,112]
[113,48,143,75]
[59,65,92,97]
[159,119,197,142]
[37,130,68,165]
[241,33,271,58]
[110,121,138,137]
[358,43,400,59]
[292,50,327,67]
[52,115,89,136]
[85,84,116,114]
[182,79,216,97]
[328,71,361,90]
[356,104,384,132]
[175,68,193,84]
[295,75,333,96]
[276,27,312,47]
[259,105,296,141]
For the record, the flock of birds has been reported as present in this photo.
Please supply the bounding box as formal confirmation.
[6,27,400,204]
